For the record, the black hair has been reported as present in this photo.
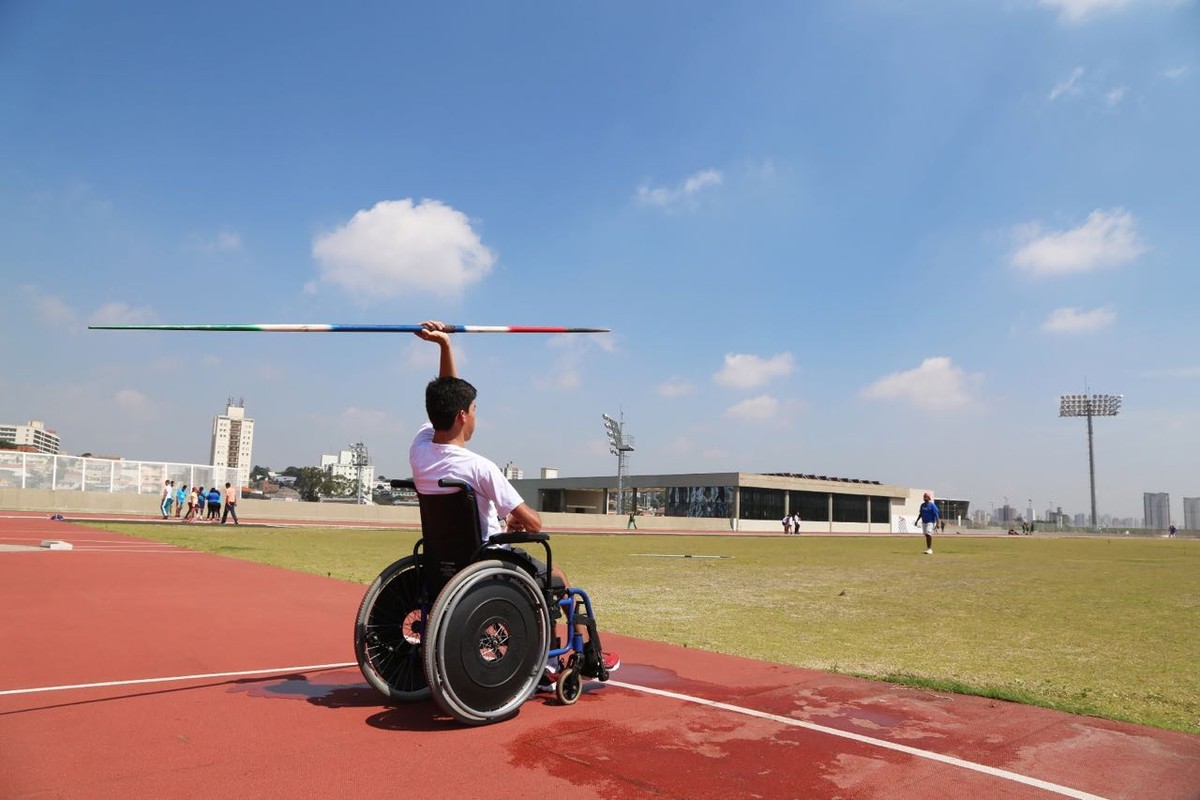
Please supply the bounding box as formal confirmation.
[426,376,477,431]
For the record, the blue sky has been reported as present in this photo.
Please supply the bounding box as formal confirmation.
[1,0,1196,523]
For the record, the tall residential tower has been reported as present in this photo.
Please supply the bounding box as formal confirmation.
[1184,497,1200,532]
[211,398,254,489]
[1143,492,1170,531]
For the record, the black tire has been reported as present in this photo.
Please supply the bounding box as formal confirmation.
[354,555,431,702]
[555,667,582,705]
[424,560,550,725]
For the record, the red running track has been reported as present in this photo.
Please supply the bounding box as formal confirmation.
[0,515,1197,799]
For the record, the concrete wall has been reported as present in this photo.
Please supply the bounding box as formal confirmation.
[0,488,917,535]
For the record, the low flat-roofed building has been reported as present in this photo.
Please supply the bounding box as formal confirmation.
[512,471,959,532]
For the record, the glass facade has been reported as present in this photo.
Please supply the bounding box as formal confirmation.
[739,487,785,520]
[666,486,735,518]
[871,496,892,523]
[832,493,869,523]
[790,490,829,521]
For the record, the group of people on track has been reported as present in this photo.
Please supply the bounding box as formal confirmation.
[159,480,239,524]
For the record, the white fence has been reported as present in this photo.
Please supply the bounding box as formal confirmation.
[0,452,241,497]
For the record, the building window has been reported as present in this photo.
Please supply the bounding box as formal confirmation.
[871,496,891,523]
[739,487,785,520]
[666,486,735,518]
[790,491,829,521]
[832,494,868,523]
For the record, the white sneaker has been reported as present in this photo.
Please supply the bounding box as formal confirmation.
[924,548,933,555]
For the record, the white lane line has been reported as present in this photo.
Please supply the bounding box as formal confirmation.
[0,662,358,697]
[606,680,1109,800]
[0,664,1107,799]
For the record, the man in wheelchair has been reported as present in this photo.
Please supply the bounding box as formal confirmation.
[410,320,620,689]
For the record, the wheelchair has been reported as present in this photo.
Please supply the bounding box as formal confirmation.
[354,478,612,725]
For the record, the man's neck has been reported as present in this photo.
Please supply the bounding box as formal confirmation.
[432,428,466,447]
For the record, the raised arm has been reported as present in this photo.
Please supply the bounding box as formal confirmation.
[416,320,456,378]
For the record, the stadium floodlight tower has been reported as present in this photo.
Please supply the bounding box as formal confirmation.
[1059,391,1122,528]
[601,412,635,516]
[350,441,372,505]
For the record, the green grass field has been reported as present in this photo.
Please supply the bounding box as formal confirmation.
[84,522,1199,734]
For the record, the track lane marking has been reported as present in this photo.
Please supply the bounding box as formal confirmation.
[0,664,1110,799]
[0,662,357,697]
[608,680,1108,800]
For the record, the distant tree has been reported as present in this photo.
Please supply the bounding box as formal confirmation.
[326,474,354,498]
[250,465,271,481]
[281,466,303,479]
[295,466,332,502]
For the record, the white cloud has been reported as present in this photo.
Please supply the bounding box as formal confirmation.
[21,286,78,328]
[1040,0,1186,23]
[312,199,496,300]
[724,394,781,422]
[1049,67,1085,101]
[89,302,159,326]
[1163,66,1187,80]
[188,230,243,253]
[714,352,795,389]
[658,378,695,398]
[636,169,723,210]
[861,357,981,411]
[1105,86,1127,106]
[114,389,151,413]
[336,406,406,435]
[1041,305,1116,333]
[533,336,610,392]
[533,367,582,392]
[1011,208,1145,276]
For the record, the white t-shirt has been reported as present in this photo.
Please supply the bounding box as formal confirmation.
[408,423,525,542]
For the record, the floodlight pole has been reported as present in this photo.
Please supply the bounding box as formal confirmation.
[1059,391,1122,529]
[602,412,635,516]
[351,442,371,505]
[1086,411,1097,528]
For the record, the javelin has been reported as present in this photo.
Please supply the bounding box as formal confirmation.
[88,323,610,334]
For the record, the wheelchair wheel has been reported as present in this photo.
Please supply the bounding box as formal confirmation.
[354,555,431,702]
[424,560,550,725]
[555,667,582,705]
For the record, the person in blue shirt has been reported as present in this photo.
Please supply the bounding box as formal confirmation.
[206,487,222,520]
[917,492,940,555]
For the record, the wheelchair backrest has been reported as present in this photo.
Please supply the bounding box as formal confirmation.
[392,478,483,591]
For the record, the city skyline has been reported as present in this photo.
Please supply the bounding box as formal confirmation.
[2,2,1197,522]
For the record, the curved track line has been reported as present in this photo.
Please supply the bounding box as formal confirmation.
[607,680,1108,800]
[0,663,1109,799]
[0,662,357,697]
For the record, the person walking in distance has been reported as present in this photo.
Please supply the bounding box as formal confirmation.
[917,492,940,554]
[221,482,239,525]
[160,479,172,519]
